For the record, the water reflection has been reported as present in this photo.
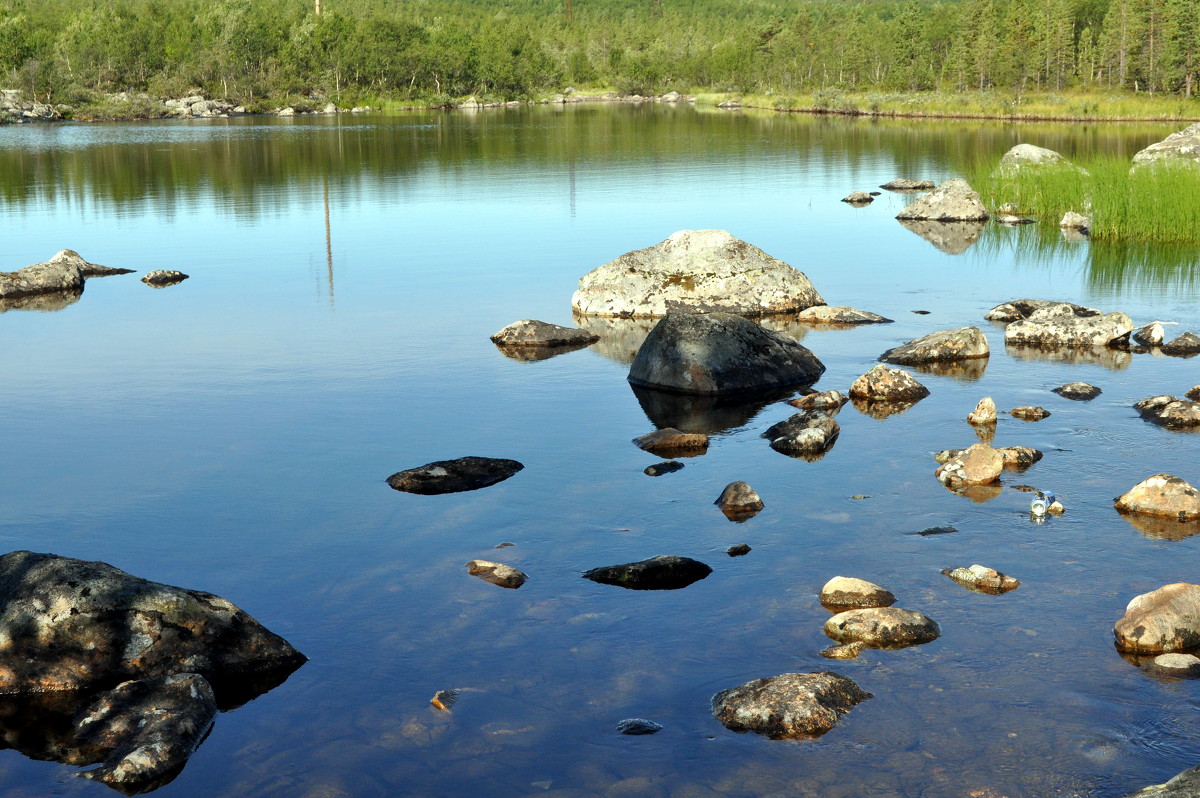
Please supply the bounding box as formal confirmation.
[630,383,791,434]
[0,289,83,313]
[493,340,596,362]
[1005,342,1132,370]
[851,397,922,420]
[897,219,986,255]
[1116,509,1200,541]
[906,358,989,381]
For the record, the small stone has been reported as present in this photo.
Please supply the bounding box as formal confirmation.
[1060,211,1090,230]
[1053,382,1101,400]
[935,443,1003,488]
[942,564,1020,594]
[788,389,847,411]
[726,543,752,557]
[1143,653,1200,678]
[632,428,709,456]
[387,457,524,495]
[616,718,662,735]
[141,269,189,286]
[715,481,764,521]
[794,306,893,325]
[819,576,896,610]
[1134,395,1200,428]
[967,397,997,425]
[999,446,1043,469]
[490,319,600,348]
[466,560,528,589]
[880,178,935,191]
[848,364,930,402]
[1132,322,1167,347]
[762,411,840,458]
[1010,406,1050,421]
[820,642,865,659]
[1187,386,1200,401]
[841,191,874,204]
[643,461,684,476]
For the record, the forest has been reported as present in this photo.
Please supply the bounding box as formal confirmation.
[1,0,1198,110]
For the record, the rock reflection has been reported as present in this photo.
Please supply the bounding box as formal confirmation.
[850,397,921,420]
[1005,342,1132,371]
[940,482,1004,503]
[1116,509,1200,541]
[907,358,989,381]
[492,340,595,362]
[0,288,83,313]
[897,219,986,255]
[630,383,792,434]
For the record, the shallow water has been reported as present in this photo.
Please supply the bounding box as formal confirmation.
[1,105,1199,797]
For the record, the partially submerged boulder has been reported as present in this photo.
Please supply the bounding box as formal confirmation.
[1132,123,1200,168]
[985,299,1099,322]
[1141,653,1200,678]
[1162,332,1200,356]
[1125,763,1200,797]
[819,577,896,611]
[387,456,524,494]
[572,230,825,318]
[1114,582,1200,653]
[1132,322,1168,347]
[935,443,1003,488]
[895,178,989,222]
[880,178,934,191]
[628,312,825,395]
[942,564,1020,595]
[966,397,997,426]
[489,320,599,349]
[582,555,712,590]
[1114,474,1200,522]
[848,365,930,403]
[466,560,528,589]
[841,192,873,204]
[710,672,871,739]
[715,481,764,521]
[762,410,840,457]
[1005,306,1133,349]
[793,306,893,325]
[1010,406,1051,421]
[0,255,85,299]
[994,143,1072,175]
[824,607,940,649]
[141,270,189,287]
[880,327,990,365]
[1053,382,1101,400]
[1134,396,1200,429]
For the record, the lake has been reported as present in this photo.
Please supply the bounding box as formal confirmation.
[1,103,1199,797]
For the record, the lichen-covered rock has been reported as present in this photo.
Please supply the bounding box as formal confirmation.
[1132,123,1200,168]
[632,427,710,455]
[710,672,872,739]
[1010,406,1051,421]
[583,555,712,590]
[967,397,997,426]
[572,230,825,318]
[715,481,764,520]
[141,270,189,287]
[880,327,990,365]
[387,456,524,494]
[1114,474,1200,521]
[793,306,893,325]
[762,410,840,457]
[895,178,989,221]
[942,564,1020,594]
[489,320,599,348]
[1114,582,1200,653]
[849,364,930,402]
[935,443,1003,488]
[1162,332,1200,356]
[820,642,866,659]
[1053,382,1101,400]
[466,560,528,589]
[788,389,847,412]
[985,299,1099,322]
[880,178,934,191]
[1005,305,1133,348]
[628,312,825,395]
[0,254,86,299]
[1133,396,1200,429]
[824,607,940,648]
[819,577,896,611]
[0,551,306,694]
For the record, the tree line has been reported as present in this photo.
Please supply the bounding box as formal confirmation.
[1,0,1198,106]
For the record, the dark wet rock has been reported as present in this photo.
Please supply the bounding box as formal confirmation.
[819,576,896,611]
[76,673,217,793]
[1142,653,1200,678]
[0,551,305,695]
[824,607,940,649]
[1134,395,1200,428]
[715,482,764,521]
[387,456,524,494]
[793,305,893,325]
[1053,382,1102,400]
[819,642,865,659]
[1162,332,1200,357]
[1188,385,1200,401]
[762,410,840,458]
[628,312,825,395]
[985,299,1100,322]
[643,461,684,476]
[999,446,1043,469]
[788,389,847,412]
[880,326,990,365]
[841,191,874,204]
[632,427,709,456]
[1125,762,1200,796]
[572,229,825,318]
[710,672,871,739]
[1004,306,1132,349]
[1115,474,1200,522]
[880,178,935,191]
[1060,211,1091,230]
[616,718,662,735]
[1131,122,1200,168]
[911,526,958,536]
[726,543,752,557]
[897,219,986,254]
[630,383,787,435]
[1010,406,1051,421]
[967,396,997,426]
[489,320,599,349]
[1114,582,1200,653]
[466,560,527,589]
[850,397,922,420]
[848,364,930,403]
[942,564,1020,595]
[0,288,83,313]
[582,555,712,590]
[141,270,189,287]
[935,443,1002,488]
[1132,322,1168,347]
[896,178,989,222]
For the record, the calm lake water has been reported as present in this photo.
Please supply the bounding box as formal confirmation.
[1,104,1199,798]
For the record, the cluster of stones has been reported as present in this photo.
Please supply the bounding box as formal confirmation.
[0,89,62,123]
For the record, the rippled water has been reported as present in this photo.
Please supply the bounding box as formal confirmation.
[1,105,1199,797]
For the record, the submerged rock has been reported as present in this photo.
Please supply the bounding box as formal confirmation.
[880,327,990,365]
[849,364,930,403]
[572,230,825,318]
[141,270,189,287]
[466,560,528,589]
[715,481,764,521]
[1114,582,1200,653]
[819,642,866,659]
[710,672,872,739]
[1053,382,1102,400]
[942,564,1020,594]
[632,427,710,456]
[935,443,1003,488]
[1010,406,1051,421]
[1114,474,1200,521]
[489,319,599,349]
[1005,306,1132,349]
[895,178,989,222]
[387,456,524,494]
[762,410,840,457]
[1134,396,1200,429]
[1162,332,1200,356]
[1132,322,1168,347]
[793,305,893,325]
[880,178,935,191]
[819,576,896,611]
[824,607,940,648]
[1132,122,1200,168]
[582,555,712,590]
[628,312,825,395]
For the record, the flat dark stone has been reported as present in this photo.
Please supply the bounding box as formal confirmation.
[644,461,684,476]
[616,718,663,735]
[910,525,958,536]
[583,555,712,590]
[387,456,524,495]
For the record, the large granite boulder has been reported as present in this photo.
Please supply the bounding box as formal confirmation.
[880,327,990,365]
[386,456,524,494]
[1132,123,1200,168]
[1134,395,1200,429]
[710,672,871,739]
[1005,306,1133,348]
[0,551,306,695]
[628,312,825,395]
[895,178,989,222]
[1114,583,1200,653]
[824,607,940,648]
[572,230,825,318]
[1114,474,1200,521]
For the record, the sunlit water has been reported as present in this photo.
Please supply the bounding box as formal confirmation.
[1,105,1198,797]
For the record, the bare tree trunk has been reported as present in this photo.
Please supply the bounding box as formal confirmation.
[315,0,321,15]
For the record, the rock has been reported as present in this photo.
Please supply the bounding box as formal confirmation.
[1134,395,1200,428]
[717,99,742,109]
[819,642,865,659]
[710,672,871,739]
[1114,582,1200,653]
[996,214,1035,225]
[632,427,709,456]
[824,608,940,648]
[715,482,764,521]
[1010,406,1050,421]
[141,270,189,287]
[1132,322,1167,347]
[1053,382,1101,400]
[761,410,840,457]
[788,389,847,411]
[660,91,681,102]
[1114,474,1200,521]
[0,551,305,694]
[985,299,1100,322]
[322,102,337,114]
[466,560,527,589]
[616,718,662,735]
[880,326,990,365]
[643,461,684,476]
[1060,211,1091,230]
[967,397,997,426]
[994,143,1071,174]
[76,673,217,792]
[1162,332,1200,356]
[941,564,1020,594]
[489,319,599,348]
[1188,386,1200,401]
[0,255,86,299]
[794,305,892,325]
[999,446,1043,469]
[880,178,935,191]
[819,576,896,611]
[895,178,989,222]
[583,555,712,590]
[935,443,1003,488]
[1132,122,1200,168]
[277,107,295,116]
[1005,306,1132,349]
[628,312,825,395]
[912,525,959,536]
[727,543,752,557]
[1126,763,1200,797]
[47,249,134,278]
[572,230,825,318]
[1142,653,1200,678]
[386,456,524,494]
[848,364,930,402]
[841,192,874,204]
